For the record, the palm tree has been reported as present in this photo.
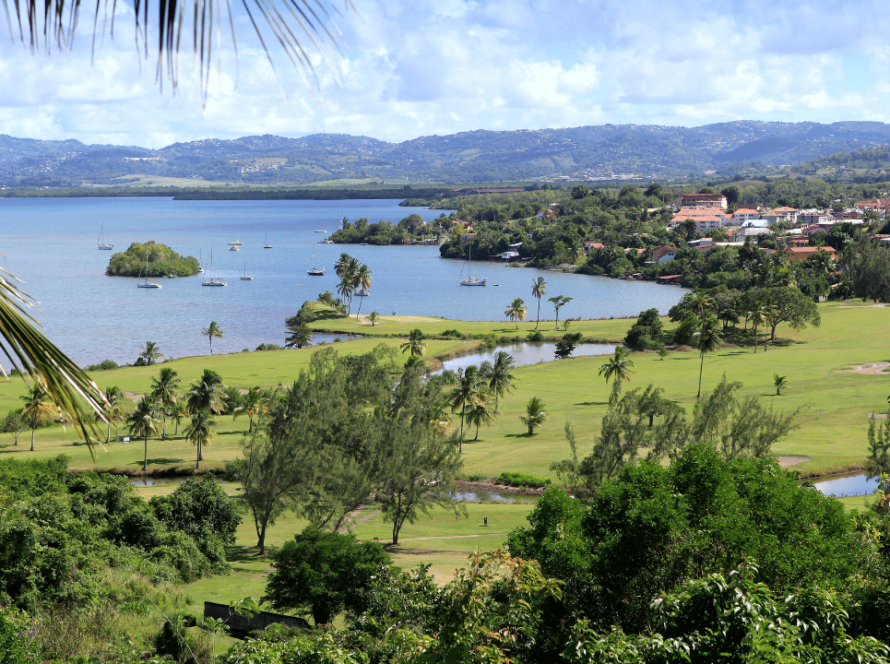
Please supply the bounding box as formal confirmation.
[20,383,57,452]
[186,369,227,415]
[336,274,356,315]
[0,267,107,449]
[169,401,187,436]
[487,351,516,409]
[762,304,781,346]
[150,367,181,439]
[774,374,788,396]
[368,311,379,327]
[140,341,163,366]
[520,397,548,436]
[749,307,765,354]
[549,295,573,330]
[234,387,270,432]
[695,315,723,398]
[184,409,216,469]
[400,329,427,358]
[127,396,160,472]
[505,298,528,329]
[103,386,130,444]
[466,392,496,441]
[598,347,635,388]
[448,366,485,452]
[353,264,373,318]
[531,277,547,328]
[203,321,224,355]
[335,254,360,314]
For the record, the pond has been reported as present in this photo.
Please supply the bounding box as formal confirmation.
[450,491,538,503]
[438,342,617,374]
[809,472,879,498]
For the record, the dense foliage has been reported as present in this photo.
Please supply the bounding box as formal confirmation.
[106,241,200,277]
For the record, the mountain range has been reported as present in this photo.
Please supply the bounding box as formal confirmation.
[3,120,890,188]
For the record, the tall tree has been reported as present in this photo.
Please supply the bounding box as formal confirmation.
[139,341,163,366]
[184,408,215,468]
[598,347,635,389]
[150,367,181,439]
[20,383,56,452]
[466,392,496,440]
[202,321,224,355]
[234,387,270,433]
[749,306,765,353]
[549,295,572,330]
[353,264,373,318]
[448,366,485,452]
[127,395,160,472]
[486,351,516,409]
[505,297,528,329]
[103,385,130,443]
[531,277,548,328]
[695,315,723,399]
[186,369,227,415]
[400,329,427,358]
[285,323,313,349]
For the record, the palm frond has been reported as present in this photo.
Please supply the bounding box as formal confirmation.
[0,266,107,454]
[3,0,353,95]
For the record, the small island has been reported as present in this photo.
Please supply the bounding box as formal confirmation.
[106,241,200,277]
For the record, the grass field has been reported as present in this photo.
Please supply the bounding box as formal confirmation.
[2,302,889,478]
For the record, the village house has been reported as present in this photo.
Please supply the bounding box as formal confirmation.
[676,193,728,210]
[784,246,836,262]
[670,207,728,231]
[652,246,677,264]
[732,208,761,224]
[854,198,890,213]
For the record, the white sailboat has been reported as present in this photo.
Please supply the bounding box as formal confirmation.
[198,249,204,273]
[264,233,272,249]
[240,261,254,281]
[307,243,325,276]
[202,248,227,287]
[97,224,113,250]
[459,247,486,286]
[228,224,243,246]
[137,249,161,289]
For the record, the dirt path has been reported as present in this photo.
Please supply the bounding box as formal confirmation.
[835,362,890,375]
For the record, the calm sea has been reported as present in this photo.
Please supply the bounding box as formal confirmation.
[0,197,687,366]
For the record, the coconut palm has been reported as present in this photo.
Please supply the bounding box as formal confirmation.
[127,396,160,472]
[695,315,723,398]
[202,321,224,355]
[750,306,765,354]
[335,254,360,314]
[169,401,187,436]
[234,387,270,433]
[103,386,130,444]
[598,347,635,388]
[368,311,379,327]
[487,351,517,409]
[466,392,496,441]
[549,295,572,330]
[150,367,181,439]
[184,408,216,468]
[774,374,788,396]
[531,277,548,328]
[400,329,427,358]
[140,341,163,366]
[448,366,485,452]
[505,298,528,329]
[20,383,57,452]
[353,264,373,318]
[520,396,548,436]
[186,369,227,415]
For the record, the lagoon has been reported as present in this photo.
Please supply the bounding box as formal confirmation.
[1,197,687,366]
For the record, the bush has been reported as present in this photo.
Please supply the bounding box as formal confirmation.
[440,329,465,339]
[85,359,119,371]
[254,343,283,351]
[497,472,551,489]
[527,331,544,342]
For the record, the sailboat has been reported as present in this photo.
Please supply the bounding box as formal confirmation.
[202,248,227,287]
[137,249,161,289]
[307,244,325,276]
[97,224,113,250]
[264,233,272,249]
[228,224,243,246]
[197,249,204,273]
[240,261,254,281]
[459,247,486,286]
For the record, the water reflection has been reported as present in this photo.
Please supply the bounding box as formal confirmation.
[438,342,617,374]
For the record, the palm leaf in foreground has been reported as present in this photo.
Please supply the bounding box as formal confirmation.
[0,266,107,452]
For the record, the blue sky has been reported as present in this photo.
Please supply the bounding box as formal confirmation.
[0,0,887,148]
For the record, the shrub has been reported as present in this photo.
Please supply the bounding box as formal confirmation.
[85,359,119,371]
[527,331,544,342]
[440,329,465,339]
[497,472,551,489]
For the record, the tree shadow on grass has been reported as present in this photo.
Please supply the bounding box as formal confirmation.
[132,457,187,466]
[574,401,609,407]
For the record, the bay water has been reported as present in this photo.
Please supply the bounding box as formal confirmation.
[1,197,687,367]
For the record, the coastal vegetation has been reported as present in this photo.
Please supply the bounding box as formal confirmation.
[106,241,200,278]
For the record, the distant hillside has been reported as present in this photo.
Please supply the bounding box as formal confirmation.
[4,121,890,189]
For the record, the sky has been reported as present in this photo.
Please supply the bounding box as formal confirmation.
[0,0,887,149]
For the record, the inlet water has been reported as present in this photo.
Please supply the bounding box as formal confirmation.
[438,342,617,373]
[810,472,879,497]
